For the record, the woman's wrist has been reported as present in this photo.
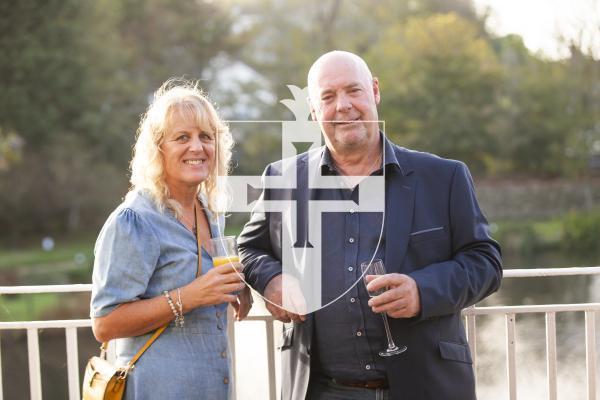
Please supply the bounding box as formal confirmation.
[179,284,204,312]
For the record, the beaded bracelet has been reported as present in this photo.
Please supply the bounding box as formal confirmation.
[163,290,184,327]
[175,288,184,327]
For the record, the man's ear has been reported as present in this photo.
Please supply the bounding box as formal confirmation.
[373,77,381,105]
[307,97,317,121]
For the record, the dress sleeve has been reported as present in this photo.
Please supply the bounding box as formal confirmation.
[90,208,160,318]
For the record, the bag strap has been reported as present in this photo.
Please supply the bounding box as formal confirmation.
[99,323,168,367]
[194,198,204,277]
[128,323,168,366]
[100,199,206,367]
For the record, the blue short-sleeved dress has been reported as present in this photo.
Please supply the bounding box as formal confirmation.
[90,190,231,399]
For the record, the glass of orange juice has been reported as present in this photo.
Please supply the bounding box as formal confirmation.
[207,236,240,268]
[207,236,243,295]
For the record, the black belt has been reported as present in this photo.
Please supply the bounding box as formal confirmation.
[332,378,388,389]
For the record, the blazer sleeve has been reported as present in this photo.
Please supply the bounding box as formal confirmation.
[409,162,502,320]
[238,164,283,295]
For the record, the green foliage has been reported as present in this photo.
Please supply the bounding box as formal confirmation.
[562,209,600,254]
[0,235,94,270]
[495,209,600,260]
[367,13,502,173]
[0,293,61,322]
[0,0,243,239]
[494,220,553,257]
[0,128,24,171]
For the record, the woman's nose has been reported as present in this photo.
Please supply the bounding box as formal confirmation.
[189,137,204,153]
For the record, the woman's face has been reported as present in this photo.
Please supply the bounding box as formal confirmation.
[161,112,215,192]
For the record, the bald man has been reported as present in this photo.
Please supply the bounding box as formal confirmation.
[239,51,502,400]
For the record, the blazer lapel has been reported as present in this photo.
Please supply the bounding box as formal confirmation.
[384,171,416,273]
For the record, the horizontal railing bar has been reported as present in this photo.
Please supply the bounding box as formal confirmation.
[0,284,92,294]
[464,303,600,315]
[242,315,276,322]
[503,266,600,278]
[0,266,597,296]
[0,320,92,330]
[0,317,275,330]
[1,304,596,330]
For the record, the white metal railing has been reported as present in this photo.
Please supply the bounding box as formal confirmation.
[0,286,277,400]
[463,266,600,400]
[1,266,599,400]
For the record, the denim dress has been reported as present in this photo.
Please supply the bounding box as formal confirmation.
[90,190,231,399]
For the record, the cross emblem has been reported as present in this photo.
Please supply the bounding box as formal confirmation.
[220,86,385,313]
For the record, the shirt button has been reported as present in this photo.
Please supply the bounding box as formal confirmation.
[365,364,371,370]
[350,297,356,303]
[347,266,354,272]
[221,351,227,358]
[216,311,222,318]
[356,330,362,337]
[348,237,355,243]
[223,377,229,384]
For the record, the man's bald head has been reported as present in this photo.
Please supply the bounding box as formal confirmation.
[307,51,375,102]
[305,50,381,156]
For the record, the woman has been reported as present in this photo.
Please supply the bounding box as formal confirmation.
[90,79,251,399]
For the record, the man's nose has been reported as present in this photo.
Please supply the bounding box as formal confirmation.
[336,94,352,112]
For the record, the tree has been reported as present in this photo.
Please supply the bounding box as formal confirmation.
[366,13,502,173]
[0,0,244,238]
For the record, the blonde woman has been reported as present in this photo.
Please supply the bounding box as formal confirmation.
[90,79,251,399]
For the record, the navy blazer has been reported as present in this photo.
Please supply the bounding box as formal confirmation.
[239,142,502,400]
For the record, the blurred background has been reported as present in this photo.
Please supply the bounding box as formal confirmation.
[0,0,599,399]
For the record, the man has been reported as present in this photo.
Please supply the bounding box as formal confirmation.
[239,51,502,400]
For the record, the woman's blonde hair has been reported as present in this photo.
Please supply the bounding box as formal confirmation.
[129,78,233,217]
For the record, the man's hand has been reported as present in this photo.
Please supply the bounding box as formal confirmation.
[366,273,421,318]
[263,275,307,323]
[231,285,253,321]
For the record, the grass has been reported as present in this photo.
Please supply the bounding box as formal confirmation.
[0,293,61,321]
[0,234,95,270]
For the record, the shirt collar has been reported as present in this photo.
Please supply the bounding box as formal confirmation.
[319,132,400,174]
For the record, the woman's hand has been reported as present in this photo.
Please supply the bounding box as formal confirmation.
[231,284,253,321]
[181,262,245,310]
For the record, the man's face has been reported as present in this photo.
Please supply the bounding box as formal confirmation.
[309,55,380,152]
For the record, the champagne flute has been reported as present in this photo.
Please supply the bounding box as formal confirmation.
[360,259,407,357]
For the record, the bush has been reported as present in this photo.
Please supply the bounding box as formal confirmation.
[562,209,600,254]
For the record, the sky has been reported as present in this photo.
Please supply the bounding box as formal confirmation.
[473,0,600,59]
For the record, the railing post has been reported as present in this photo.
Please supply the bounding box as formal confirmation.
[107,340,117,363]
[265,319,276,400]
[0,331,3,400]
[65,327,80,400]
[506,313,517,400]
[465,310,477,382]
[585,311,597,400]
[27,328,42,400]
[227,308,237,400]
[545,312,557,400]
